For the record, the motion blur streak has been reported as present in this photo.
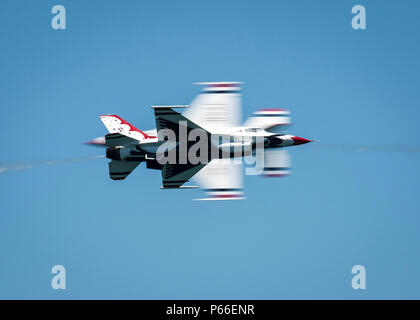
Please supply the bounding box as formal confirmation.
[0,155,105,174]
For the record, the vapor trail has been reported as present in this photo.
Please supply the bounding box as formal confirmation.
[2,143,418,174]
[0,155,105,174]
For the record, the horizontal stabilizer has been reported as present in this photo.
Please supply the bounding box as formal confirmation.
[109,160,141,180]
[161,163,206,188]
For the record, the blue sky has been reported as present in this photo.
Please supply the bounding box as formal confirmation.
[0,0,419,299]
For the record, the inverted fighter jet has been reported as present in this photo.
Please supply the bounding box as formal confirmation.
[86,82,312,200]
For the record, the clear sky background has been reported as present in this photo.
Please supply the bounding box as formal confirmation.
[0,0,419,299]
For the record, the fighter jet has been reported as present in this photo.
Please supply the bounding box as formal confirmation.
[86,82,312,200]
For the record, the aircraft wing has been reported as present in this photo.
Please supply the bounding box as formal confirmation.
[152,106,209,188]
[244,109,291,132]
[153,105,203,135]
[193,158,244,200]
[183,82,242,132]
[262,149,291,177]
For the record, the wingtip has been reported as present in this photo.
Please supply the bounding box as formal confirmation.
[193,197,246,201]
[192,81,244,86]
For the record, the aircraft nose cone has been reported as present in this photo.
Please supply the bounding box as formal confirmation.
[292,136,312,145]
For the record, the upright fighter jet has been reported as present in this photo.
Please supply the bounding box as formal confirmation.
[86,82,312,200]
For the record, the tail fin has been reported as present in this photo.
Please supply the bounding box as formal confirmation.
[99,115,154,142]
